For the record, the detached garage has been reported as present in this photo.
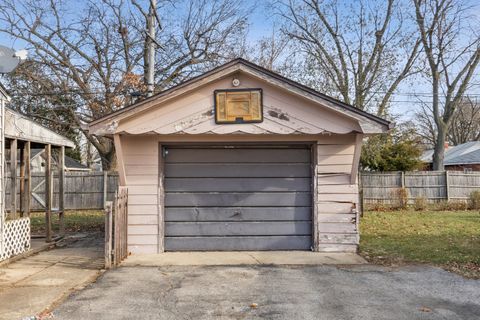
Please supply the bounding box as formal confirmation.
[89,59,390,254]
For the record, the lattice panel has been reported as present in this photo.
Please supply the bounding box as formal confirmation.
[0,217,30,261]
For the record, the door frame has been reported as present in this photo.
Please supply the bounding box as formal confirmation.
[157,141,318,253]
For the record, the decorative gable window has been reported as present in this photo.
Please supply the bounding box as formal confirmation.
[214,89,263,124]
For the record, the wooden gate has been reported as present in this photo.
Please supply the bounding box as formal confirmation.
[105,186,128,269]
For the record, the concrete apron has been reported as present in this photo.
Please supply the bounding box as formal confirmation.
[122,252,367,267]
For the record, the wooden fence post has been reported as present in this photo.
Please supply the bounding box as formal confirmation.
[104,201,113,269]
[10,139,17,219]
[103,171,108,209]
[45,144,52,242]
[58,146,65,236]
[19,143,24,216]
[23,141,31,217]
[358,172,364,217]
[113,190,118,267]
[445,171,450,201]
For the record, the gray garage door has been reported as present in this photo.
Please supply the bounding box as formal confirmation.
[164,145,312,251]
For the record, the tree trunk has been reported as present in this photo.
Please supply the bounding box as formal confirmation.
[432,124,447,171]
[94,136,116,171]
[101,148,116,171]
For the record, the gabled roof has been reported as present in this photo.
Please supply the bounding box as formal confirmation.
[422,141,480,165]
[89,58,391,135]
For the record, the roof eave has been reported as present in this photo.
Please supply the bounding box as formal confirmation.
[89,58,391,135]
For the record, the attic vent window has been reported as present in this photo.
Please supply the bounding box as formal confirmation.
[214,89,263,124]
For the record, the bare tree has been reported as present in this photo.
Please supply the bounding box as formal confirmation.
[449,97,480,145]
[416,96,480,146]
[413,0,480,170]
[415,102,438,147]
[0,0,247,169]
[276,0,421,116]
[244,27,291,71]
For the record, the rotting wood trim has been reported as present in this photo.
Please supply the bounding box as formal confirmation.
[113,134,127,186]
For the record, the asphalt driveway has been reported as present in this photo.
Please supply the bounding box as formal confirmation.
[52,264,480,320]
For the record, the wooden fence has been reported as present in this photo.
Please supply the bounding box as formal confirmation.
[360,171,480,204]
[6,170,480,210]
[6,171,118,211]
[105,187,128,269]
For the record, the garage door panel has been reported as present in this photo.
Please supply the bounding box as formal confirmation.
[165,192,311,207]
[166,148,310,163]
[165,236,312,251]
[165,221,312,236]
[165,177,311,192]
[165,163,311,178]
[164,146,312,251]
[165,207,311,222]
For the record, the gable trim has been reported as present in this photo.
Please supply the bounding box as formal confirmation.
[89,59,391,135]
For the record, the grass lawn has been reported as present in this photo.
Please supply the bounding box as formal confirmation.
[360,210,480,278]
[29,210,105,234]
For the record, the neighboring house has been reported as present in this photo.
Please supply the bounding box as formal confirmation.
[421,141,480,172]
[89,58,390,254]
[30,149,90,173]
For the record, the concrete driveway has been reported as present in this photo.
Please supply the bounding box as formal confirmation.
[53,264,480,320]
[0,232,103,320]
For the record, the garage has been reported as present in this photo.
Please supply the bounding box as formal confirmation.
[88,58,390,254]
[163,145,312,251]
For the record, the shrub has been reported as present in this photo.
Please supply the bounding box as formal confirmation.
[413,196,427,211]
[447,201,468,211]
[390,187,408,210]
[469,190,480,210]
[365,202,391,212]
[434,200,467,211]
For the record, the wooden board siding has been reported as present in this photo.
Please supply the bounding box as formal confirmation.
[164,146,312,251]
[315,135,359,252]
[121,136,159,254]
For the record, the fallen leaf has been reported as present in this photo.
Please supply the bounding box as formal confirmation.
[419,306,432,313]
